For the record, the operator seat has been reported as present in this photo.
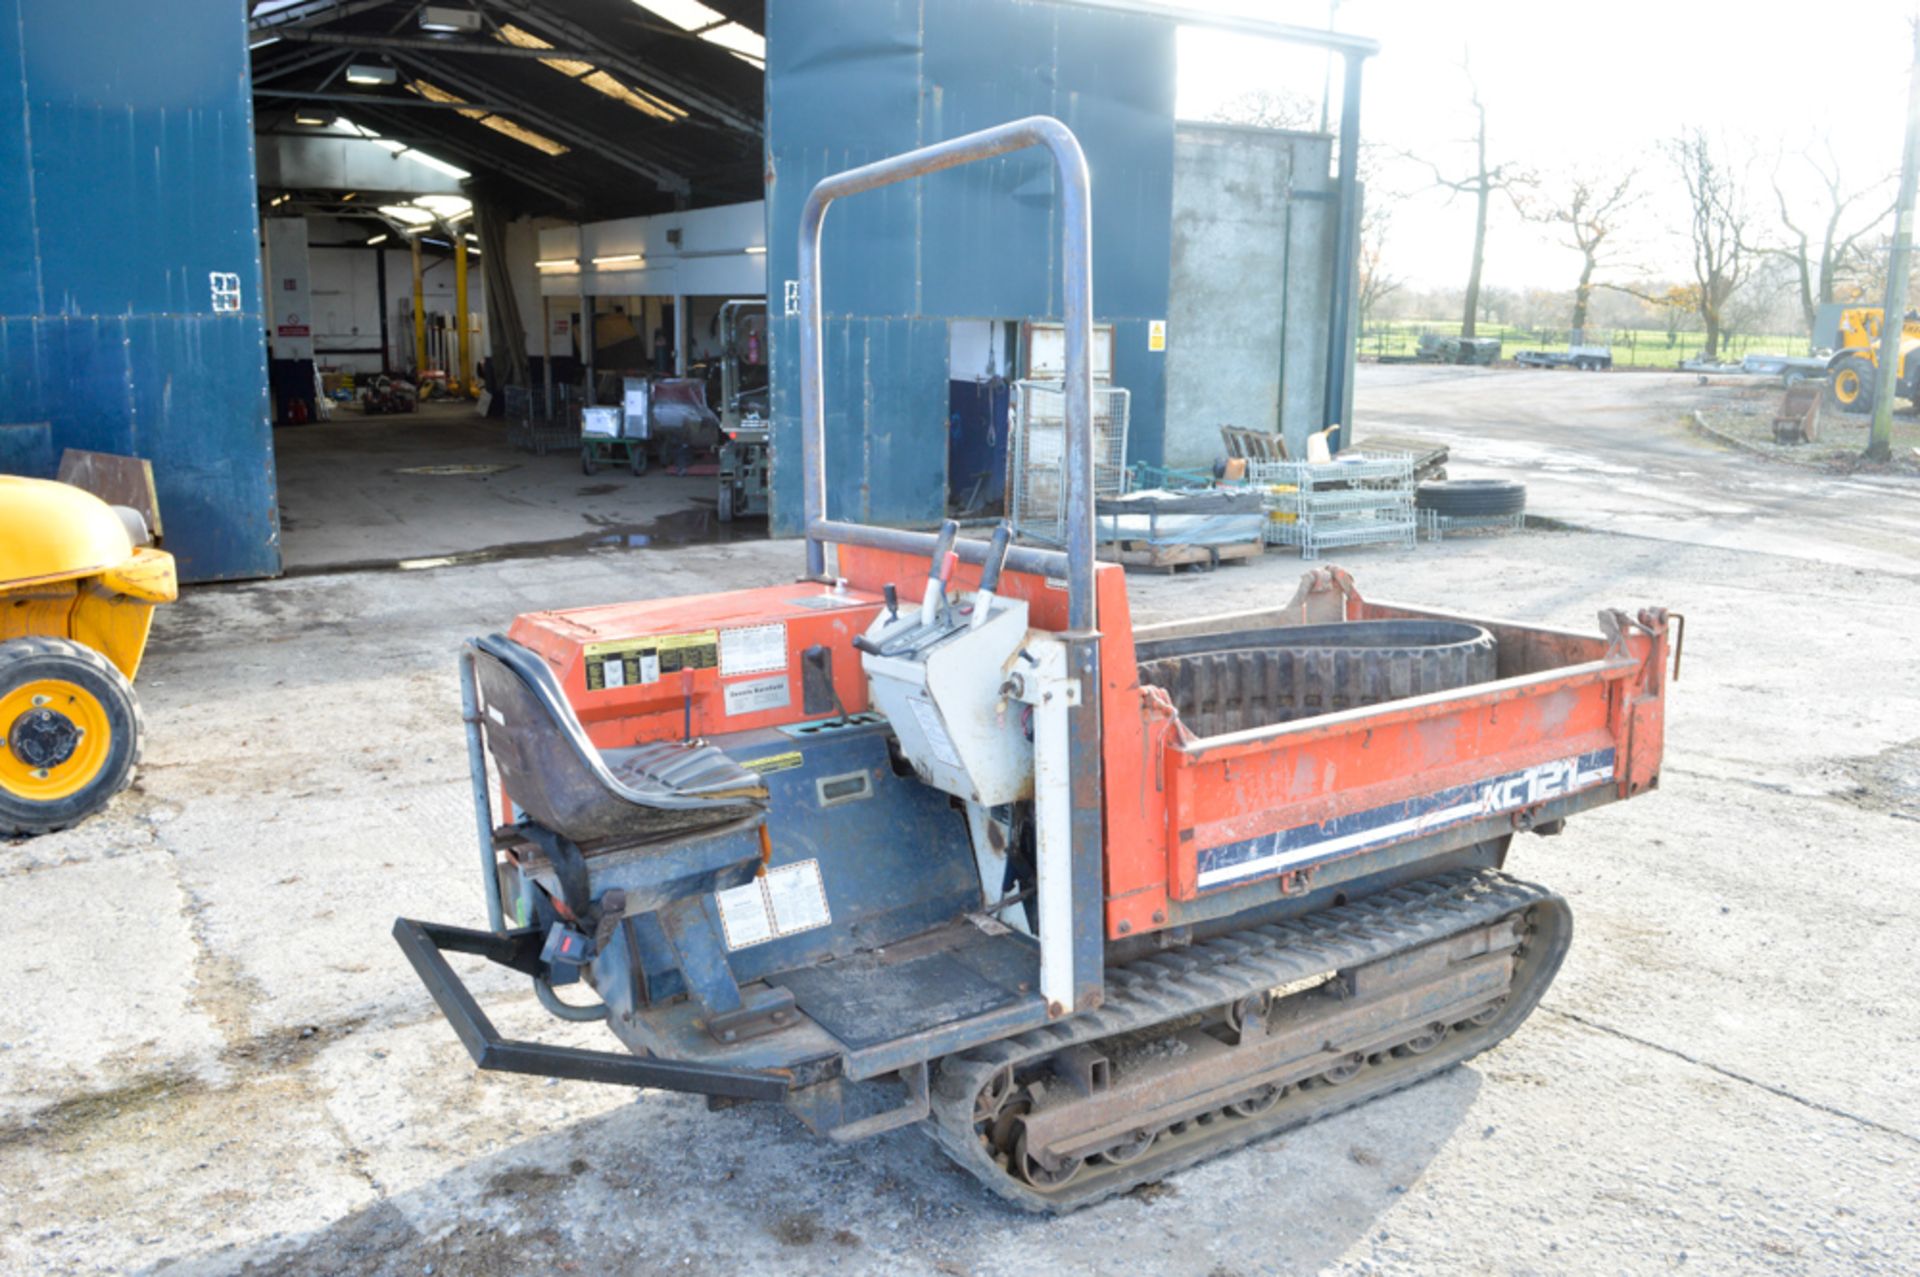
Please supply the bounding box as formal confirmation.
[468,634,767,847]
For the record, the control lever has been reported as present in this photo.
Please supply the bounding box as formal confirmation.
[921,518,960,628]
[883,583,899,622]
[970,522,1013,631]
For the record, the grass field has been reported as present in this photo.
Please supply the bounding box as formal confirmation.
[1359,321,1808,370]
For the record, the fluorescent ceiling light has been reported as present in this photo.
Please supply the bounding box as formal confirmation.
[367,233,389,245]
[268,193,290,207]
[592,254,644,266]
[464,233,479,243]
[293,111,327,126]
[249,35,281,50]
[743,245,766,255]
[536,257,581,271]
[419,5,483,32]
[379,204,436,226]
[345,64,397,86]
[415,194,473,217]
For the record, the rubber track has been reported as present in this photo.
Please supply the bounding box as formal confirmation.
[925,869,1568,1212]
[1136,622,1497,738]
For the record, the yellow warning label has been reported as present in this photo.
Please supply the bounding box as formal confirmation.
[581,629,719,691]
[740,750,804,775]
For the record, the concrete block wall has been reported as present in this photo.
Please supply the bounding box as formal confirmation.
[1163,123,1338,465]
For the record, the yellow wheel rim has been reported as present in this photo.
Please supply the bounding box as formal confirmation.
[0,679,112,802]
[1835,369,1862,403]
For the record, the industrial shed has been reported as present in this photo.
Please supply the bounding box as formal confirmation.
[0,0,1366,578]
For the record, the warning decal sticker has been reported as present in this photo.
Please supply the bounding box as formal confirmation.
[720,623,788,677]
[582,629,718,691]
[715,860,831,950]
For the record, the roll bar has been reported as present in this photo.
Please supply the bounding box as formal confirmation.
[797,116,1098,632]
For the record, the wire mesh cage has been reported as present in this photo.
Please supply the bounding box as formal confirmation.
[1246,452,1417,558]
[1007,379,1131,545]
[505,384,582,455]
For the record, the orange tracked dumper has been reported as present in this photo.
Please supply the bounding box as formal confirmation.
[396,118,1672,1209]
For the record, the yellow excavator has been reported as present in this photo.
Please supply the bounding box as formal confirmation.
[1826,306,1920,414]
[0,476,175,836]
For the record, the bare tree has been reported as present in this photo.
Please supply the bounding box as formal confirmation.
[1767,141,1894,336]
[1666,129,1755,360]
[1847,230,1920,308]
[1408,63,1528,338]
[1522,171,1638,337]
[1207,88,1317,132]
[1356,196,1402,329]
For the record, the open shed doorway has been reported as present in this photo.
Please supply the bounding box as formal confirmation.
[247,0,767,575]
[947,320,1018,517]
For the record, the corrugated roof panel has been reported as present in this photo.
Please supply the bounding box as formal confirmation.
[407,78,486,119]
[406,78,571,156]
[475,114,570,156]
[580,70,687,121]
[495,23,594,78]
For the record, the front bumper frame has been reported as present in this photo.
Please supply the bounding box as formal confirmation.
[392,917,791,1102]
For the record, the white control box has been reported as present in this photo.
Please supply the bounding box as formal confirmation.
[860,594,1033,806]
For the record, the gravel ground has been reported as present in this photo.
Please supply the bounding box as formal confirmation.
[2,370,1916,1275]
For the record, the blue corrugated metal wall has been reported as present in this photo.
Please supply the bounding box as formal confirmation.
[764,0,1176,534]
[0,1,279,581]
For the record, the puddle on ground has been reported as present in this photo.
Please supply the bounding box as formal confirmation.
[282,504,766,578]
[390,463,517,477]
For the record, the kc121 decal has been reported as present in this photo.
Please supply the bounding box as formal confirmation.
[1194,749,1616,891]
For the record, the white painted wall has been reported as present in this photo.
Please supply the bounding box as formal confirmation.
[536,200,766,299]
[501,216,564,365]
[301,215,488,375]
[263,217,313,362]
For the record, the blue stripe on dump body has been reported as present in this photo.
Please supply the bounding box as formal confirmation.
[1195,749,1617,891]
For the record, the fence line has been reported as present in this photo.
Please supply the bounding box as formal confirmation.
[1358,321,1808,368]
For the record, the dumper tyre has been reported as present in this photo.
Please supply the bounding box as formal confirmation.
[1135,620,1497,736]
[0,637,144,837]
[1414,478,1527,517]
[1826,354,1874,415]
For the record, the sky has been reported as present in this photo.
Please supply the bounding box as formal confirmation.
[1171,0,1917,293]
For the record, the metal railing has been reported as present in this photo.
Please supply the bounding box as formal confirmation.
[797,116,1099,631]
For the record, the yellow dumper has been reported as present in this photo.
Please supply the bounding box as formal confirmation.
[0,476,175,835]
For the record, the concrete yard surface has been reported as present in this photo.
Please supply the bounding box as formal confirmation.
[3,371,1919,1275]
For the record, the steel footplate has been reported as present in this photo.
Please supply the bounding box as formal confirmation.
[925,869,1571,1211]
